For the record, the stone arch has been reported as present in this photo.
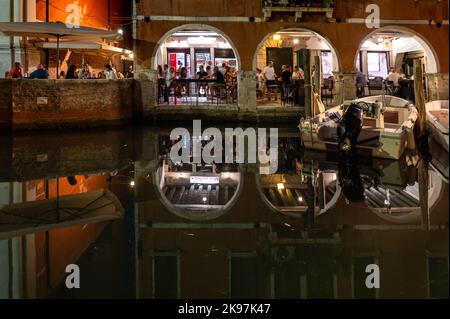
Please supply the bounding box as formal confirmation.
[355,25,440,74]
[252,27,342,73]
[150,23,242,71]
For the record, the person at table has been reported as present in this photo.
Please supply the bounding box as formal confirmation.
[30,64,49,79]
[385,67,404,87]
[196,65,208,79]
[104,64,117,80]
[9,62,23,79]
[292,66,304,80]
[212,66,225,83]
[65,64,78,79]
[78,63,92,79]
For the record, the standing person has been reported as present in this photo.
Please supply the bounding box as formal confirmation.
[355,68,368,98]
[207,60,214,77]
[164,66,175,103]
[78,64,92,79]
[29,64,49,79]
[126,65,134,78]
[9,62,23,79]
[196,65,208,79]
[65,64,78,79]
[219,62,227,75]
[292,66,305,80]
[104,64,117,80]
[263,61,277,101]
[281,65,292,103]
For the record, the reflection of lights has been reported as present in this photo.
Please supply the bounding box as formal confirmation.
[384,189,391,207]
[130,180,135,187]
[118,29,124,35]
[273,34,281,41]
[277,183,285,190]
[298,196,304,202]
[202,197,208,202]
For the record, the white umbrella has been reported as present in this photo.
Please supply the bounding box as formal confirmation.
[0,22,119,77]
[34,40,130,65]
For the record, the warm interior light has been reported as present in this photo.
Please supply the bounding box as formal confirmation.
[202,197,208,202]
[377,37,384,43]
[273,34,281,41]
[277,183,285,190]
[298,196,303,202]
[130,180,135,187]
[118,29,124,35]
[293,38,299,45]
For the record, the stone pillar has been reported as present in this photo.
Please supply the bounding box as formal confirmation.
[426,73,449,101]
[333,72,357,104]
[237,70,257,111]
[134,67,157,115]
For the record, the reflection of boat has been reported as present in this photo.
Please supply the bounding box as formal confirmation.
[429,134,449,183]
[312,153,445,225]
[426,100,449,152]
[0,189,123,240]
[299,96,417,159]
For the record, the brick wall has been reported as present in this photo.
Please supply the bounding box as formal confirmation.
[0,79,134,129]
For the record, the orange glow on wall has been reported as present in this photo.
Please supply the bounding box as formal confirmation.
[36,0,110,29]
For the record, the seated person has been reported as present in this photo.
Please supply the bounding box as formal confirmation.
[196,65,208,79]
[30,64,49,79]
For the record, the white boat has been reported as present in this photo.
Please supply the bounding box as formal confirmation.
[426,100,449,152]
[299,96,418,160]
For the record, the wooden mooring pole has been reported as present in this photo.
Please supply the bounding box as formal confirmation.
[413,58,427,138]
[302,49,312,117]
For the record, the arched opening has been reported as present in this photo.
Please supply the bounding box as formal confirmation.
[355,27,439,100]
[152,25,241,106]
[253,28,340,108]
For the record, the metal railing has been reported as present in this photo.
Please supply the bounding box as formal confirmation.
[157,78,237,106]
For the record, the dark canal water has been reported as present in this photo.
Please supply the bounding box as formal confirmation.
[0,123,448,299]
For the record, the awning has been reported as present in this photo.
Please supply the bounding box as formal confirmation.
[0,22,120,76]
[0,21,119,40]
[0,189,124,240]
[34,40,131,58]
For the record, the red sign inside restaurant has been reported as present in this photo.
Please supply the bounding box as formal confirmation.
[36,0,111,29]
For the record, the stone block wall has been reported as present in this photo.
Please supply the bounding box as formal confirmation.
[0,79,134,129]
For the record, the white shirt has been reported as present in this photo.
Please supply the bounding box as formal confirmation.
[386,72,403,86]
[105,70,117,80]
[263,66,276,81]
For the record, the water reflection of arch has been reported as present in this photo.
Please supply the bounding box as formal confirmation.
[154,160,244,221]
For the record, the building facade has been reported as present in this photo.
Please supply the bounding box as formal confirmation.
[133,0,449,114]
